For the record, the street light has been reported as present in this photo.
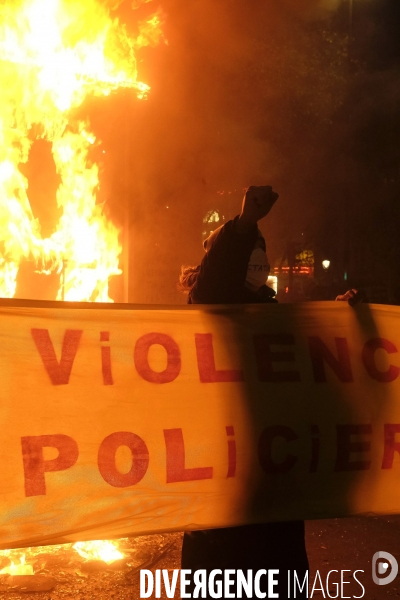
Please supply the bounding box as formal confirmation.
[322,260,331,270]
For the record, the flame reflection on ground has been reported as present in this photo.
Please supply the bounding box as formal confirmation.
[0,539,125,576]
[0,534,180,597]
[73,540,124,564]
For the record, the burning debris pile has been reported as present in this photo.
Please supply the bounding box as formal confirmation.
[0,2,171,594]
[0,0,164,302]
[0,534,180,598]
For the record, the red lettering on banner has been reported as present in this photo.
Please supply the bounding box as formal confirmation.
[194,333,244,383]
[258,425,298,474]
[134,333,181,384]
[101,347,113,385]
[98,432,149,487]
[308,337,353,383]
[362,338,400,383]
[21,434,79,497]
[253,334,300,382]
[100,332,113,385]
[31,329,83,385]
[164,428,213,483]
[334,424,372,471]
[382,424,400,469]
[226,425,236,478]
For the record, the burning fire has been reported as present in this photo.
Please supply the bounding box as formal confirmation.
[0,0,164,301]
[73,540,124,564]
[0,0,164,575]
[0,554,34,576]
[0,540,125,576]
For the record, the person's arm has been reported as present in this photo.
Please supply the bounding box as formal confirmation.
[336,289,364,305]
[236,185,279,233]
[190,186,278,304]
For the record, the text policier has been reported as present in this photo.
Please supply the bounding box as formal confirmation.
[20,420,400,497]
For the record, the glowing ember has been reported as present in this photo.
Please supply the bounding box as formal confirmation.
[0,554,34,575]
[0,0,164,301]
[73,540,124,564]
[0,538,127,577]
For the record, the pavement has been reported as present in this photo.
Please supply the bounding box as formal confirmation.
[306,515,400,599]
[148,515,400,599]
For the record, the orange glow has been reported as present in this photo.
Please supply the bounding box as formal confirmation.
[73,540,124,563]
[0,0,164,301]
[273,266,313,276]
[0,554,34,575]
[0,539,126,575]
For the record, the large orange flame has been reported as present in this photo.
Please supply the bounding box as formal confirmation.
[0,0,164,301]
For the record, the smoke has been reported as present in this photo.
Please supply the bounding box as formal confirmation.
[277,0,342,18]
[92,0,398,303]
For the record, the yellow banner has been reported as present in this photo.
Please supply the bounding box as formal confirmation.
[1,299,400,549]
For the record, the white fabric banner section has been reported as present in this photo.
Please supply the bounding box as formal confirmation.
[0,299,400,549]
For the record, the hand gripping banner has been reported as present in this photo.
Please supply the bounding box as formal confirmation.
[1,299,400,549]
